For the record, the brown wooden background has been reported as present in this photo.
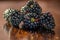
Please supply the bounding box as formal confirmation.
[0,0,60,40]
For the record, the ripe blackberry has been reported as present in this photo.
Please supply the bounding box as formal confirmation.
[40,12,55,29]
[21,0,42,15]
[22,13,41,31]
[3,8,24,28]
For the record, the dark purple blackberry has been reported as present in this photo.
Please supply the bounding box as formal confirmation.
[21,0,42,14]
[9,12,24,28]
[22,13,41,31]
[40,12,55,29]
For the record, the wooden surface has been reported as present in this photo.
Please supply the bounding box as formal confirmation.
[0,1,60,40]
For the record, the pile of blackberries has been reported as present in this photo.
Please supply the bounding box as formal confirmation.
[3,0,55,32]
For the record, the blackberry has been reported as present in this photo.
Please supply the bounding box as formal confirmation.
[22,13,41,31]
[3,8,24,28]
[9,12,24,28]
[21,0,42,15]
[40,12,55,29]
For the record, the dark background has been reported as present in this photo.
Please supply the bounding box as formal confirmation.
[0,0,60,40]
